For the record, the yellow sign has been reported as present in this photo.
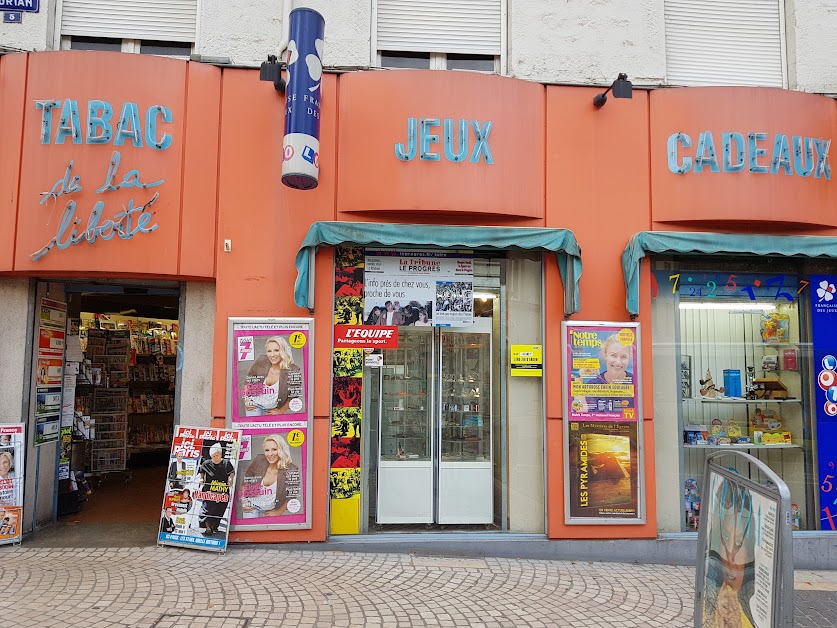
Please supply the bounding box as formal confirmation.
[288,331,307,348]
[510,344,543,377]
[288,429,305,446]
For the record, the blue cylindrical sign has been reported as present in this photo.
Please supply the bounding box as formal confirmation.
[283,8,325,190]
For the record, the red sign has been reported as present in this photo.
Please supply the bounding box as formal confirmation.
[334,325,398,349]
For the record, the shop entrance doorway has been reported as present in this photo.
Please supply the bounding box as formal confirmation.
[55,282,180,532]
[358,252,505,533]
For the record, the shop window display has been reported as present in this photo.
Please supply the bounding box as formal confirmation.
[652,262,818,532]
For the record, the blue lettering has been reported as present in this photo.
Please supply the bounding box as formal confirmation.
[395,117,417,161]
[748,133,768,173]
[814,139,832,180]
[96,151,163,193]
[793,136,814,177]
[470,120,493,164]
[694,131,719,173]
[114,102,143,147]
[145,105,173,150]
[420,118,441,161]
[667,133,692,174]
[40,161,82,205]
[770,134,792,175]
[87,100,113,144]
[443,118,468,162]
[55,99,82,145]
[36,100,60,145]
[722,132,746,172]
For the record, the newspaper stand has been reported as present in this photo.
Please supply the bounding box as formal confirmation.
[694,450,793,628]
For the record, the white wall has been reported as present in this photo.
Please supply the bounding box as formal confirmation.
[198,0,371,68]
[0,0,53,52]
[508,0,667,86]
[785,0,837,94]
[176,282,215,426]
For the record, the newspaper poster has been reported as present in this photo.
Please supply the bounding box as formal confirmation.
[566,323,639,421]
[229,322,310,424]
[363,249,474,327]
[699,468,781,628]
[0,424,25,546]
[230,427,309,530]
[158,426,242,552]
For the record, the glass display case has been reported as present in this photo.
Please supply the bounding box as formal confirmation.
[380,332,432,461]
[376,328,435,524]
[440,332,491,462]
[675,285,813,532]
[438,319,493,524]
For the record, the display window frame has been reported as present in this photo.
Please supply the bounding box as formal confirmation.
[650,255,837,534]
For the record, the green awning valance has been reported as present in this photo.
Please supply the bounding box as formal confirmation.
[623,231,837,316]
[295,221,583,314]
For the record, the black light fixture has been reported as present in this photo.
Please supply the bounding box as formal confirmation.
[593,73,633,108]
[259,54,286,93]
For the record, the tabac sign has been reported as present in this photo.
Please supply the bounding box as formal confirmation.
[31,98,173,261]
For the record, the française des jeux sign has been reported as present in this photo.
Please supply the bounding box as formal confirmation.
[668,131,831,179]
[31,98,173,261]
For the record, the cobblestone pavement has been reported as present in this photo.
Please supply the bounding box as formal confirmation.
[0,546,835,627]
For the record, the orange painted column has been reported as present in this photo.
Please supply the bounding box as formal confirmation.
[545,86,656,539]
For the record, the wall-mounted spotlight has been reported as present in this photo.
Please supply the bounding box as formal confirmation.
[593,73,633,108]
[259,54,286,93]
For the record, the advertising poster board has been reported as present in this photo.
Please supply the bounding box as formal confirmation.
[158,425,242,552]
[562,321,644,524]
[695,453,793,628]
[0,424,26,546]
[566,420,639,520]
[227,318,314,530]
[35,297,66,446]
[809,274,837,529]
[363,249,474,327]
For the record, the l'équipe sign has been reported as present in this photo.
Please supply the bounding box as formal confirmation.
[31,99,173,261]
[334,325,398,349]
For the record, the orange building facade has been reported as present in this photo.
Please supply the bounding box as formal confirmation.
[1,51,836,547]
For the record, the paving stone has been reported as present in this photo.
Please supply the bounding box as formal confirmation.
[1,546,836,626]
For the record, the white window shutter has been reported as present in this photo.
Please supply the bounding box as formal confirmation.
[665,0,784,87]
[377,0,501,55]
[61,0,197,42]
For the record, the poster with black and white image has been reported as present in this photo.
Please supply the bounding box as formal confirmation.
[364,249,474,327]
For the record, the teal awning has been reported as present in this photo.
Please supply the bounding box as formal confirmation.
[623,231,837,316]
[295,221,583,314]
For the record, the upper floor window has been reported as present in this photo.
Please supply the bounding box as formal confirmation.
[379,51,498,72]
[374,0,504,72]
[56,0,196,56]
[664,0,786,87]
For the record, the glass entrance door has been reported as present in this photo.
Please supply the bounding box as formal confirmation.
[373,319,493,525]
